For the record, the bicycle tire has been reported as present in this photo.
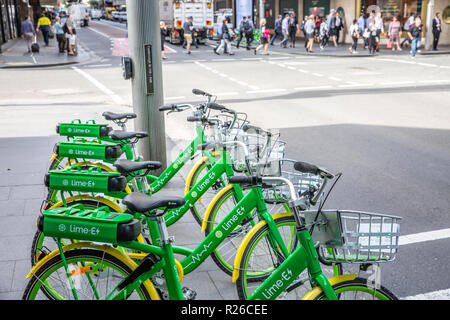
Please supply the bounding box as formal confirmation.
[236,215,343,300]
[205,187,293,277]
[311,277,398,300]
[186,154,226,226]
[23,248,154,300]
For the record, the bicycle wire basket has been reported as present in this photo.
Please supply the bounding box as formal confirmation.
[258,159,325,204]
[230,129,287,173]
[304,210,402,263]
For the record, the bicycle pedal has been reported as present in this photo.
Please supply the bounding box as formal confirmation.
[182,287,197,300]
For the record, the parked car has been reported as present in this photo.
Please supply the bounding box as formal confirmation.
[110,11,121,21]
[117,12,127,23]
[90,9,102,20]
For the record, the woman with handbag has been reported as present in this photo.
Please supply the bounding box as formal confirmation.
[388,16,402,51]
[215,18,234,56]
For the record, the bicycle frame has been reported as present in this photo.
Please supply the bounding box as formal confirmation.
[247,225,338,300]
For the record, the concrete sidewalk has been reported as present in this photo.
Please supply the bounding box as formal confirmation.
[0,32,93,69]
[0,133,237,300]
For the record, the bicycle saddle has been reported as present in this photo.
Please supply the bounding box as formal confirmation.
[123,193,186,214]
[109,130,148,141]
[102,111,137,121]
[114,159,162,175]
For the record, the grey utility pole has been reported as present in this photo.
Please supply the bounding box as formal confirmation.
[126,0,167,171]
[425,0,435,51]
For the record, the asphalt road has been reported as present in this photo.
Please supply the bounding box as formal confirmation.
[1,19,449,299]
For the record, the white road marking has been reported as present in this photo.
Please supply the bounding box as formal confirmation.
[246,88,287,94]
[399,228,450,246]
[418,80,450,84]
[328,76,342,81]
[164,96,186,101]
[87,27,111,39]
[403,289,450,300]
[297,69,309,73]
[71,66,125,105]
[294,85,333,91]
[312,72,324,77]
[383,81,415,85]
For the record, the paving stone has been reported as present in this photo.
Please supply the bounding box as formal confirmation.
[9,185,46,200]
[0,235,32,262]
[11,259,32,292]
[0,187,11,200]
[0,261,14,293]
[0,199,25,217]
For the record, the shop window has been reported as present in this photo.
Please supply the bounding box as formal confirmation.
[443,6,450,24]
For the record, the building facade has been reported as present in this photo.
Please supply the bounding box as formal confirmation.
[0,0,21,46]
[214,0,449,44]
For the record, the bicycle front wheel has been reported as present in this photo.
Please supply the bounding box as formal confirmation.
[311,277,398,300]
[236,215,342,300]
[23,249,154,300]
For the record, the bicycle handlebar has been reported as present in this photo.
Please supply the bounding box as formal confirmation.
[192,88,212,97]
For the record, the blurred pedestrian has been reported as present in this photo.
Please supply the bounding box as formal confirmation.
[183,16,194,54]
[254,19,269,55]
[327,9,337,47]
[367,18,378,55]
[319,17,328,50]
[215,18,234,55]
[432,12,442,51]
[349,19,359,54]
[236,16,252,50]
[408,16,423,58]
[304,15,315,53]
[401,12,415,48]
[270,15,283,45]
[280,14,290,48]
[64,15,76,56]
[36,14,52,46]
[388,16,402,51]
[53,17,66,53]
[358,13,367,49]
[374,12,384,52]
[288,12,299,48]
[20,16,35,53]
[335,12,343,44]
[160,21,168,59]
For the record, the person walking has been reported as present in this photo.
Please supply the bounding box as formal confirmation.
[236,16,252,50]
[53,17,65,53]
[432,12,442,51]
[374,12,384,52]
[270,15,283,46]
[280,14,290,48]
[327,10,337,47]
[288,12,299,48]
[215,18,234,55]
[304,15,315,53]
[335,12,343,44]
[349,19,359,54]
[36,14,52,47]
[408,16,423,58]
[183,16,194,54]
[367,18,378,55]
[388,16,402,51]
[20,16,35,53]
[64,15,76,56]
[319,17,328,50]
[160,21,168,60]
[401,12,415,48]
[358,13,367,49]
[254,19,269,55]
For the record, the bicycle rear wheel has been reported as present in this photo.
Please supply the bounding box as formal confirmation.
[23,249,154,300]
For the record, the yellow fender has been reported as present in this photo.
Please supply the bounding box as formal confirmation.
[201,184,234,232]
[301,274,358,300]
[49,195,126,213]
[184,152,220,195]
[26,242,160,300]
[232,211,293,282]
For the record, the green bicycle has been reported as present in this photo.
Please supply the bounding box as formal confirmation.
[23,162,401,300]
